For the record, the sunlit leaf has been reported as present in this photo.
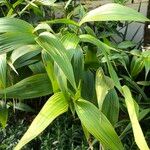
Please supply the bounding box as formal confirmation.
[130,56,144,77]
[120,108,150,139]
[0,74,53,99]
[75,99,123,150]
[102,89,119,126]
[96,68,114,110]
[36,32,76,90]
[79,34,122,91]
[15,92,68,150]
[79,3,149,25]
[122,85,149,150]
[0,18,35,54]
[10,45,41,64]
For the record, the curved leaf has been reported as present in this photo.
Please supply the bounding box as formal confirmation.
[10,45,41,64]
[0,18,35,53]
[75,99,123,150]
[0,74,53,99]
[102,89,119,126]
[96,68,114,110]
[79,3,149,25]
[36,32,76,90]
[15,92,68,150]
[122,86,149,150]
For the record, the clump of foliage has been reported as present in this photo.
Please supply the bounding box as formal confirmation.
[0,0,150,150]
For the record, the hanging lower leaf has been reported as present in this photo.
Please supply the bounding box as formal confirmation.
[79,3,149,25]
[0,74,53,99]
[10,44,41,64]
[15,92,68,150]
[75,99,123,150]
[14,103,35,112]
[122,85,149,150]
[0,18,34,33]
[96,68,114,110]
[36,32,77,90]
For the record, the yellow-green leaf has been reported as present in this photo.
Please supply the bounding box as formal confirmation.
[75,99,123,150]
[15,92,68,150]
[96,68,114,110]
[122,85,149,150]
[79,3,149,25]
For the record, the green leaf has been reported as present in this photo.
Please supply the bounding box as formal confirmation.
[142,50,150,78]
[75,99,123,150]
[15,92,68,150]
[0,18,34,33]
[29,61,45,74]
[61,33,80,50]
[64,0,73,9]
[79,3,149,25]
[36,32,76,90]
[72,47,84,86]
[45,19,79,27]
[118,41,136,49]
[122,75,148,101]
[120,108,150,139]
[0,18,35,53]
[36,0,57,6]
[10,45,41,64]
[34,23,54,33]
[102,89,119,126]
[15,103,35,112]
[0,101,8,128]
[130,56,144,77]
[96,68,114,110]
[0,54,6,89]
[42,51,59,92]
[137,81,150,86]
[0,74,53,99]
[54,63,68,96]
[81,70,95,101]
[122,85,149,150]
[79,34,122,91]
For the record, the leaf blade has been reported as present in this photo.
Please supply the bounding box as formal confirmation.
[75,99,123,150]
[122,85,149,150]
[79,3,149,25]
[15,92,68,150]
